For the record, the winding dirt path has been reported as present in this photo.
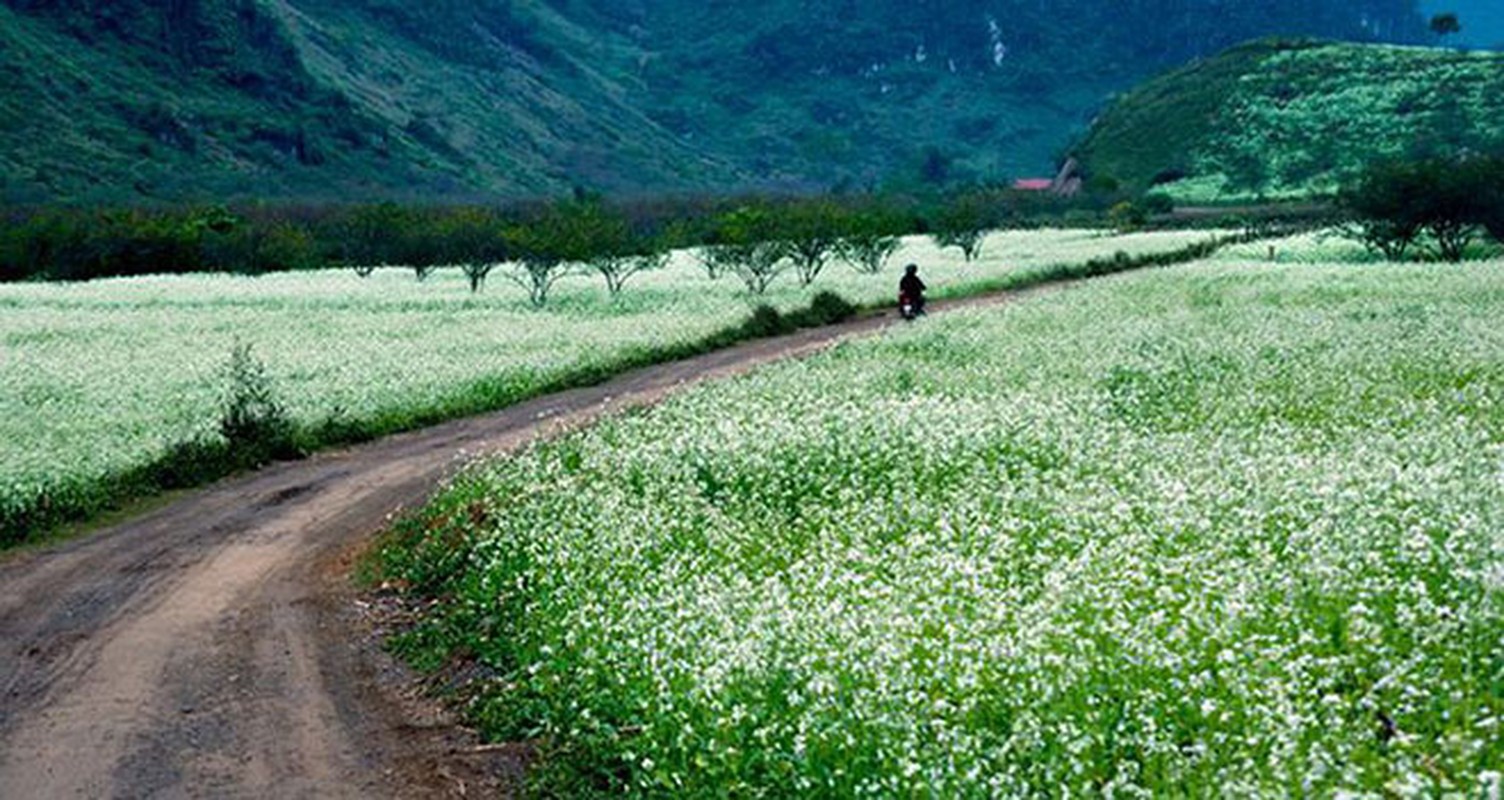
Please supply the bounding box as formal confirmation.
[0,292,1028,798]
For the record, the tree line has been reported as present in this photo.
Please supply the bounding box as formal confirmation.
[1339,155,1504,261]
[0,188,1066,301]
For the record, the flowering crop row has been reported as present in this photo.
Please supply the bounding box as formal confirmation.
[382,257,1504,796]
[0,230,1216,543]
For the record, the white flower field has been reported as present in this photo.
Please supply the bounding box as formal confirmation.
[0,229,1216,542]
[381,253,1504,795]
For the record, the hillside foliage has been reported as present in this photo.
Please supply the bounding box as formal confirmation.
[0,1,1431,202]
[1074,39,1504,202]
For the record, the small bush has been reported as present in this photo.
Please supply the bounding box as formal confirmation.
[219,342,300,467]
[147,439,235,491]
[807,291,858,325]
[1108,201,1148,233]
[1142,193,1176,215]
[741,304,790,338]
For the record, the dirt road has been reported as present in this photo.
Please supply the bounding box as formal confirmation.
[0,292,1029,798]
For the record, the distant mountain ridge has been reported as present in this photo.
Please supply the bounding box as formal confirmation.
[0,0,1431,203]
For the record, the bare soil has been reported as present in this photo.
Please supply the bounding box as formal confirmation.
[0,293,1026,798]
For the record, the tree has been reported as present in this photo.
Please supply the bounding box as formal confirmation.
[434,207,510,293]
[1108,201,1148,233]
[711,205,791,295]
[505,201,581,308]
[1420,171,1481,262]
[502,243,571,307]
[1340,157,1497,262]
[1340,160,1437,260]
[780,200,845,287]
[200,212,320,276]
[384,207,444,283]
[931,192,995,262]
[412,253,441,282]
[1430,13,1462,38]
[838,207,905,274]
[332,203,415,277]
[695,245,729,280]
[557,200,669,296]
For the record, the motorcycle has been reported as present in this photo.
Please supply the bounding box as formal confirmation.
[898,291,925,321]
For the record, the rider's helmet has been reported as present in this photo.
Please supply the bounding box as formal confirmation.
[905,263,918,275]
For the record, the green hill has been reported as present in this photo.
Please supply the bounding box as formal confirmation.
[0,2,1436,203]
[1073,39,1504,203]
[0,0,732,203]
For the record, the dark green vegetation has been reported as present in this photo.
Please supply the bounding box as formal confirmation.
[1,1,1429,203]
[0,196,880,286]
[1339,155,1504,261]
[0,0,725,203]
[604,0,1422,192]
[0,186,1175,285]
[1422,0,1504,47]
[1073,39,1504,202]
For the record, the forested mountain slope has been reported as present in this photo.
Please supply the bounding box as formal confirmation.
[0,0,731,202]
[612,0,1425,188]
[0,0,1430,202]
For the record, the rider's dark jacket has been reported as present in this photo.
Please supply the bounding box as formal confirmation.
[899,273,926,298]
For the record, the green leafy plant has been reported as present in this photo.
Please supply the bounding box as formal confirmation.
[1108,201,1148,233]
[219,342,298,466]
[806,290,858,324]
[740,303,789,337]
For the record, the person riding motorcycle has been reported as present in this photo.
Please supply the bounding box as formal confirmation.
[898,264,927,319]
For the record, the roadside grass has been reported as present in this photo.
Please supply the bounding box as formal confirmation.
[1,230,1228,547]
[378,256,1504,796]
